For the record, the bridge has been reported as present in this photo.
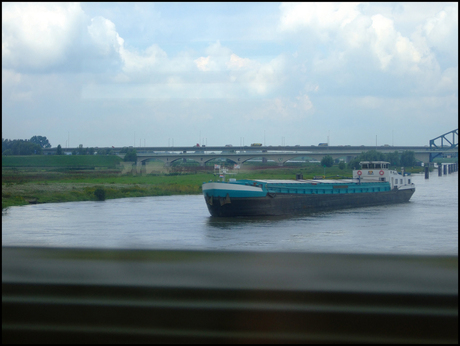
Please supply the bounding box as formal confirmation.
[429,129,458,161]
[41,130,458,169]
[113,144,457,172]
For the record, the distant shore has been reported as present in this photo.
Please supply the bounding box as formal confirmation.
[2,156,425,209]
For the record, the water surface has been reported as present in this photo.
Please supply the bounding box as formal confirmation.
[2,172,458,255]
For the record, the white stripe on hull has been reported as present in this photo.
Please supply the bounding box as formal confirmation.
[202,182,263,193]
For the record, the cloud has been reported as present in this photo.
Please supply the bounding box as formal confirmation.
[279,2,361,38]
[2,2,85,71]
[2,3,457,147]
[369,14,425,72]
[227,54,256,70]
[278,1,457,99]
[87,16,124,57]
[192,41,287,96]
[120,44,168,75]
[247,92,315,123]
[195,56,211,71]
[422,3,458,53]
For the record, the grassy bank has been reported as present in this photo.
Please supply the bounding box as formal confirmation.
[2,155,122,168]
[2,156,425,209]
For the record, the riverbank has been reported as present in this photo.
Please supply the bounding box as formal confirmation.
[2,158,425,209]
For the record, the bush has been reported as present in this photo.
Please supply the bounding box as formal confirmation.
[124,149,137,162]
[321,155,334,167]
[94,188,106,201]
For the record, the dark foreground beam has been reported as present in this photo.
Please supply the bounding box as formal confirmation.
[2,247,458,343]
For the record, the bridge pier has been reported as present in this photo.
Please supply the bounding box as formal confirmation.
[130,163,137,176]
[134,161,141,175]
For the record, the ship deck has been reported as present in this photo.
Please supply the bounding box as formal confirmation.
[253,179,363,185]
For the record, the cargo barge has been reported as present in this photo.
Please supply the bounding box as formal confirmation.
[202,161,415,217]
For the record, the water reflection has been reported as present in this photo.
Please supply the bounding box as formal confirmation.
[206,214,295,230]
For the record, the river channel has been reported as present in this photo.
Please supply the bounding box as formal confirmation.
[2,171,458,255]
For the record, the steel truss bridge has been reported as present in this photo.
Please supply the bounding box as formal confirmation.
[429,129,458,161]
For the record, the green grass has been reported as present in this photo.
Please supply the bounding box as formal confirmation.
[2,155,122,168]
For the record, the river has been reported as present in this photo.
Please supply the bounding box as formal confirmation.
[2,171,458,255]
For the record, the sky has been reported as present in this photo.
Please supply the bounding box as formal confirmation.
[2,2,458,148]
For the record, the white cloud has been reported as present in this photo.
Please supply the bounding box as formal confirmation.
[120,44,167,74]
[2,2,85,70]
[278,1,456,99]
[279,2,361,38]
[191,42,287,96]
[87,16,124,57]
[295,94,314,112]
[423,3,458,53]
[246,92,314,123]
[227,54,257,70]
[193,40,233,72]
[369,14,425,72]
[2,3,457,147]
[195,56,211,71]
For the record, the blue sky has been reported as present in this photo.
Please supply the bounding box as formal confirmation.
[2,2,458,148]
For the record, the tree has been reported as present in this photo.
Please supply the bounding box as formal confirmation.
[77,144,86,155]
[3,138,41,155]
[385,151,400,166]
[348,150,387,169]
[29,136,51,148]
[56,144,62,155]
[400,151,416,167]
[321,155,334,167]
[94,188,106,201]
[2,138,12,153]
[347,158,360,169]
[10,140,42,155]
[124,149,137,162]
[338,161,346,170]
[359,149,386,161]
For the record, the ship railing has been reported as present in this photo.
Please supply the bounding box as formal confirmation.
[213,168,238,182]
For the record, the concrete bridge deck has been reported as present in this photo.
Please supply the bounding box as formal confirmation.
[125,146,457,169]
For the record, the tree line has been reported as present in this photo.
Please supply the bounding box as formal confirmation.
[3,137,413,167]
[320,150,417,169]
[2,136,51,155]
[2,136,137,161]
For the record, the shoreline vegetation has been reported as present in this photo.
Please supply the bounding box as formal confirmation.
[2,156,426,209]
